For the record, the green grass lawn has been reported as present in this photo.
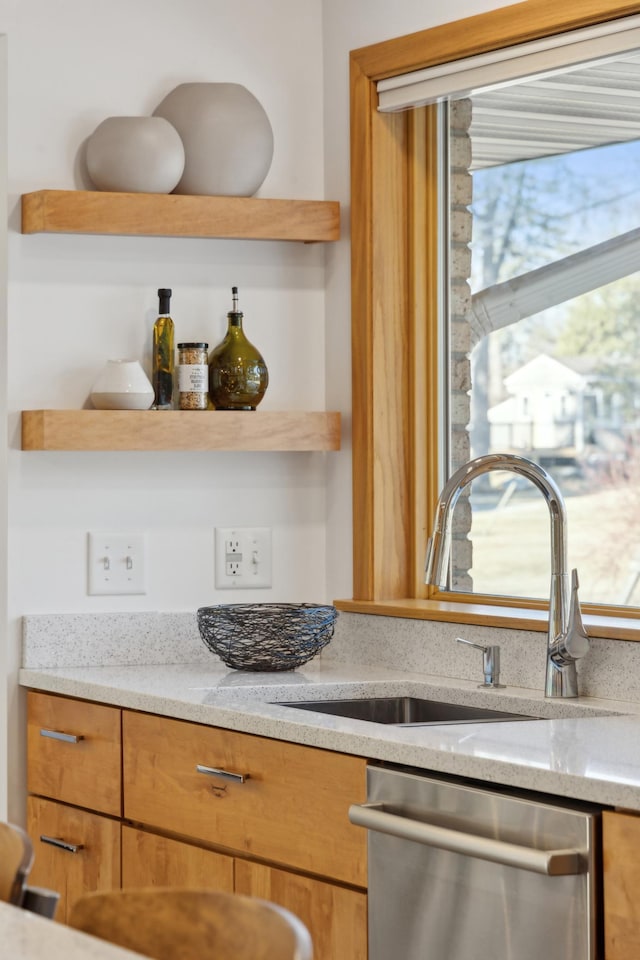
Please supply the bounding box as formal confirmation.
[464,484,640,607]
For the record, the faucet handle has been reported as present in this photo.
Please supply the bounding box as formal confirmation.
[455,637,486,652]
[550,568,590,665]
[455,637,506,689]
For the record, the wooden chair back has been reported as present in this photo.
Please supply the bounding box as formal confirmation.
[68,887,313,960]
[0,821,34,905]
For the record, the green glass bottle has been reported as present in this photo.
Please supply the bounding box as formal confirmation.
[152,288,175,409]
[208,287,269,410]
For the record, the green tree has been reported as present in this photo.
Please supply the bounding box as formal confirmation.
[555,276,640,414]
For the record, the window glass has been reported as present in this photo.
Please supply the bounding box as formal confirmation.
[447,55,640,606]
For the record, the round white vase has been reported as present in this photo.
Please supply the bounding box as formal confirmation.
[90,360,155,410]
[153,82,274,196]
[86,116,185,193]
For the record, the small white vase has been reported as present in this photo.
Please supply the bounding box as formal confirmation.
[86,116,185,193]
[153,82,274,196]
[90,360,155,410]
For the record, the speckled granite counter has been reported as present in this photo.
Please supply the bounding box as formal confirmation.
[18,658,640,811]
[0,900,146,960]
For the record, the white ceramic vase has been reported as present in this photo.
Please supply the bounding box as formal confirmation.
[90,360,155,410]
[86,116,185,193]
[153,82,274,196]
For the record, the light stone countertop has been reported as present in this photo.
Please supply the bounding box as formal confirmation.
[0,900,147,960]
[18,658,640,811]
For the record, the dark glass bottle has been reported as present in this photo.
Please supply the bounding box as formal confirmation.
[152,288,175,409]
[208,287,269,410]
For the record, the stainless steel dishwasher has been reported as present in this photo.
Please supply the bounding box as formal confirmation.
[349,764,602,960]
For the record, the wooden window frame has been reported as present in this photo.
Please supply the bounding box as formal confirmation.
[336,0,640,641]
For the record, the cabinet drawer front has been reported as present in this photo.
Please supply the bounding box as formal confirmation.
[123,710,367,887]
[236,858,367,960]
[27,691,122,816]
[604,810,640,960]
[26,795,121,924]
[122,826,234,892]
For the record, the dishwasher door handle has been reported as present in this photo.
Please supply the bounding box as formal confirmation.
[348,802,584,876]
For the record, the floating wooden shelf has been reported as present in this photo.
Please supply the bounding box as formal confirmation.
[21,410,341,452]
[21,190,341,242]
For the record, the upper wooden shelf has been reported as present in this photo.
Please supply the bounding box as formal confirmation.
[21,409,341,452]
[21,190,341,243]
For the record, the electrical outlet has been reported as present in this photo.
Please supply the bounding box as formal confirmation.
[88,532,146,595]
[215,527,272,589]
[225,538,242,576]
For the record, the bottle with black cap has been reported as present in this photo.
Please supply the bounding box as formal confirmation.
[152,287,175,409]
[208,286,268,410]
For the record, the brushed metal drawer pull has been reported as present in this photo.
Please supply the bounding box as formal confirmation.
[196,763,249,784]
[39,835,84,854]
[40,728,84,744]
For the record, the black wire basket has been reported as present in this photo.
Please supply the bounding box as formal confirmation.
[197,603,338,671]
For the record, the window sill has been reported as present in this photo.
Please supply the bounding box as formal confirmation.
[333,598,640,642]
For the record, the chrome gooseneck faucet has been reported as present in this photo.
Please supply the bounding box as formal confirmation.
[424,453,590,698]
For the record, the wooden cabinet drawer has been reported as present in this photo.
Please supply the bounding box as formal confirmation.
[123,710,367,887]
[26,795,121,924]
[236,858,367,960]
[27,691,122,816]
[121,825,234,892]
[604,809,640,959]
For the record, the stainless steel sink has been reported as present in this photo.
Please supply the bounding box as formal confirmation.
[275,696,536,726]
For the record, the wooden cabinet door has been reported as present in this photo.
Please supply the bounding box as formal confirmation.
[27,691,121,816]
[123,710,367,887]
[604,810,640,959]
[122,825,234,892]
[26,796,121,924]
[235,858,367,960]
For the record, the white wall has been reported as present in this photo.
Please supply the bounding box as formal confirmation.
[1,0,330,820]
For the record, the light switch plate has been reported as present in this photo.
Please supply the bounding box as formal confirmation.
[215,527,272,589]
[88,532,146,595]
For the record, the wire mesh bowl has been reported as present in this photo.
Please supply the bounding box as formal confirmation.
[197,603,338,671]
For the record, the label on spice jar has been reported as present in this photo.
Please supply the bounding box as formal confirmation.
[178,364,208,392]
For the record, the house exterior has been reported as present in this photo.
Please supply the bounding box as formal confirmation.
[488,353,588,454]
[488,353,628,467]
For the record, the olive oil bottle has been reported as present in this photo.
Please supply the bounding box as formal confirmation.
[208,286,268,410]
[152,287,175,409]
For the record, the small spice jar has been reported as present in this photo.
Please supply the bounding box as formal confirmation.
[177,342,209,410]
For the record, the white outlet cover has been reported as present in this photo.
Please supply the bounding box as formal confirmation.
[88,532,146,595]
[215,527,272,589]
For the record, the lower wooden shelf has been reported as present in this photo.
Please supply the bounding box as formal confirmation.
[21,409,341,452]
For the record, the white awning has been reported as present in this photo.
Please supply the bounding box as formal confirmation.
[470,226,640,344]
